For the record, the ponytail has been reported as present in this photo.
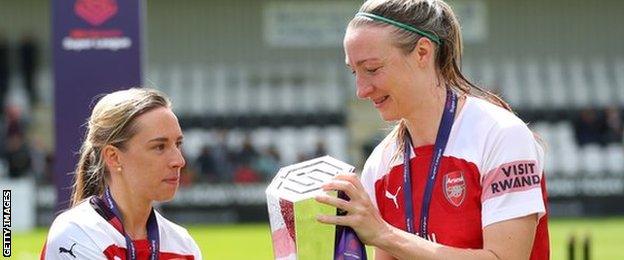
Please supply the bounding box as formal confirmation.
[71,142,106,206]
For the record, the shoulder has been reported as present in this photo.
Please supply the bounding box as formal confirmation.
[361,132,399,181]
[155,211,202,257]
[462,96,529,133]
[48,199,104,238]
[458,97,539,153]
[467,97,541,156]
[448,97,542,174]
[44,199,112,259]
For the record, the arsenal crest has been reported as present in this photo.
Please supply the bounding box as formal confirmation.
[443,171,466,207]
[75,0,118,26]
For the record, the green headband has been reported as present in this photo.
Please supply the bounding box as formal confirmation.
[355,12,442,45]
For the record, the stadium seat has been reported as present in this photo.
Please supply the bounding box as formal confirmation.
[568,58,591,108]
[232,64,251,114]
[580,144,605,177]
[300,126,321,155]
[323,61,344,112]
[225,128,245,150]
[168,64,186,114]
[277,64,297,113]
[531,123,558,175]
[589,57,613,107]
[605,144,624,176]
[301,62,319,113]
[212,64,228,115]
[524,58,546,109]
[554,122,579,177]
[250,127,273,152]
[324,126,349,162]
[613,58,624,103]
[182,128,207,160]
[190,63,206,114]
[499,59,524,108]
[545,58,568,108]
[255,66,275,114]
[275,127,299,165]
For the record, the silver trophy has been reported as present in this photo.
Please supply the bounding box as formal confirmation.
[266,156,356,260]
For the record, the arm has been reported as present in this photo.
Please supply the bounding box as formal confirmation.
[375,248,395,260]
[316,174,538,260]
[372,213,537,260]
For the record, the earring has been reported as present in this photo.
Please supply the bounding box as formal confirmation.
[117,167,122,172]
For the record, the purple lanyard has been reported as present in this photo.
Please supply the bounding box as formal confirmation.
[403,89,457,238]
[103,188,160,260]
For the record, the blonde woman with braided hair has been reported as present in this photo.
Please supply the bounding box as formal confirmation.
[315,0,549,259]
[42,88,201,259]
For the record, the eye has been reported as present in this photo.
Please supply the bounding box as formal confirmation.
[366,67,381,74]
[176,141,183,148]
[155,144,166,151]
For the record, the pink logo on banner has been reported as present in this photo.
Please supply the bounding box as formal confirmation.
[74,0,118,26]
[443,171,466,207]
[481,160,540,202]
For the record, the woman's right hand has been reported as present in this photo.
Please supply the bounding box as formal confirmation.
[315,173,392,246]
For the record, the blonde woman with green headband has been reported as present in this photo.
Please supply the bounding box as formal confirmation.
[315,0,550,259]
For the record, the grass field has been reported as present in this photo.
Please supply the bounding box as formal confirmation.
[10,217,624,259]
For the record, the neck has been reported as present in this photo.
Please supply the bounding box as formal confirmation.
[109,183,152,240]
[404,86,448,147]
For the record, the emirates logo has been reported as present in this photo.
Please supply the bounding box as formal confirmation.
[74,0,118,26]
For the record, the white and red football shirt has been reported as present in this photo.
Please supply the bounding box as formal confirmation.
[41,198,202,259]
[361,96,549,259]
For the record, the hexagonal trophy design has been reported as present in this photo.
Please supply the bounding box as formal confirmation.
[266,155,363,260]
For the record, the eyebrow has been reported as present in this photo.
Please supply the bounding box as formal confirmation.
[345,58,382,68]
[147,136,184,143]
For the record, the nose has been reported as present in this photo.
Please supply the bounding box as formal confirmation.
[170,148,186,169]
[355,75,374,99]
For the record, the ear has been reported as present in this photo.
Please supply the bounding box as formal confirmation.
[410,37,435,68]
[102,144,122,173]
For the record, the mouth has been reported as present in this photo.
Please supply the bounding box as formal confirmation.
[163,175,180,185]
[372,95,389,107]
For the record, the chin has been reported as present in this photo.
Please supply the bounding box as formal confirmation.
[379,111,400,122]
[153,187,178,202]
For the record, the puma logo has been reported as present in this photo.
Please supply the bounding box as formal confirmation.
[59,243,77,258]
[385,186,401,209]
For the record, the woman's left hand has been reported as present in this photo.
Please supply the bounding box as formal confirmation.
[315,173,390,246]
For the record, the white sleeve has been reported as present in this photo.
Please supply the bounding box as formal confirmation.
[360,141,389,210]
[43,219,106,260]
[360,155,378,210]
[480,123,546,227]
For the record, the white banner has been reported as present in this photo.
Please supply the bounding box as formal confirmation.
[263,1,359,48]
[449,0,488,43]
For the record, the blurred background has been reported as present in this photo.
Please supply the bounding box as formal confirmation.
[1,0,623,259]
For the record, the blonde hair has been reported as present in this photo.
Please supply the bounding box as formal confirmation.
[71,88,171,206]
[351,0,515,162]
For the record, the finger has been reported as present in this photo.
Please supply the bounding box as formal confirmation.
[316,214,351,226]
[322,180,358,199]
[315,194,352,212]
[334,173,366,191]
